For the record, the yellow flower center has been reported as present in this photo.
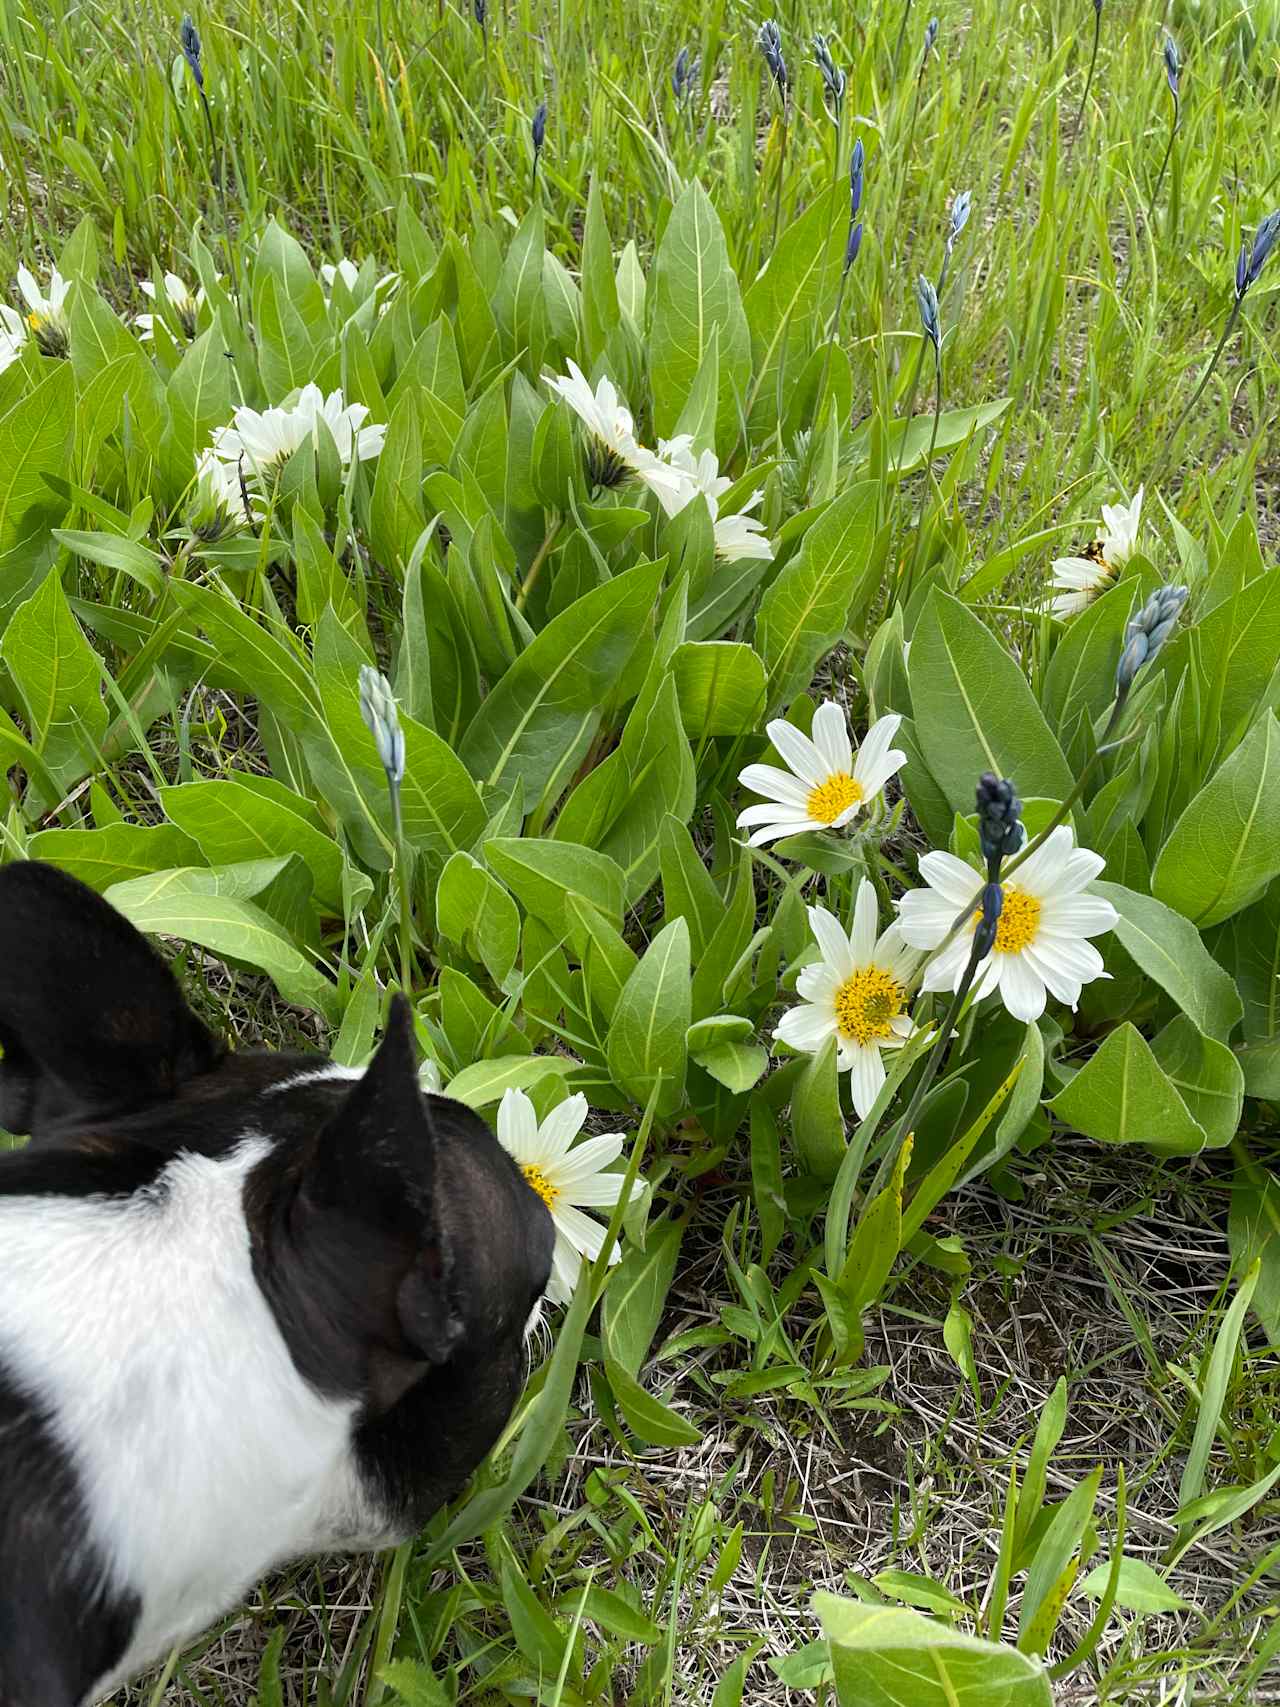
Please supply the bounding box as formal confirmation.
[807,771,863,824]
[26,312,42,330]
[984,886,1042,954]
[521,1163,561,1210]
[832,967,905,1046]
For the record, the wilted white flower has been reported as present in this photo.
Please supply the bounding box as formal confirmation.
[737,703,907,846]
[136,271,205,340]
[16,264,70,355]
[496,1088,640,1306]
[544,360,685,506]
[209,383,385,481]
[1048,487,1144,618]
[896,825,1118,1023]
[775,881,923,1117]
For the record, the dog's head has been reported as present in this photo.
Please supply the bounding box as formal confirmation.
[0,860,554,1445]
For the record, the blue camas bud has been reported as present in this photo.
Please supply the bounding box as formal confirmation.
[916,274,941,350]
[358,666,406,788]
[1235,210,1280,299]
[474,0,486,29]
[976,773,1024,874]
[1163,33,1180,100]
[923,16,939,58]
[844,221,864,272]
[1116,584,1189,697]
[758,20,788,94]
[973,881,1005,959]
[531,101,548,154]
[849,138,865,219]
[949,189,972,242]
[673,46,690,98]
[180,14,204,88]
[813,34,846,109]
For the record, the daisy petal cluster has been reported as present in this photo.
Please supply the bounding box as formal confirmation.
[320,257,398,309]
[1048,486,1143,618]
[497,1089,641,1306]
[736,701,907,846]
[0,303,28,375]
[545,360,686,509]
[208,382,385,484]
[16,265,70,356]
[654,434,774,562]
[136,272,206,341]
[896,824,1118,1022]
[190,449,252,537]
[776,880,923,1116]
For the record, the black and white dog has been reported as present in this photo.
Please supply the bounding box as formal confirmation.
[0,861,554,1706]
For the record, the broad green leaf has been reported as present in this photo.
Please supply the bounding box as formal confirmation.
[1152,711,1280,927]
[1093,881,1243,1042]
[1018,1468,1101,1655]
[840,1137,912,1316]
[557,1585,661,1646]
[602,1215,685,1377]
[581,176,621,361]
[816,1592,1053,1707]
[1228,1173,1280,1343]
[3,570,108,784]
[1217,882,1280,1042]
[743,185,845,437]
[910,591,1073,813]
[1048,1022,1204,1154]
[791,1035,846,1182]
[648,180,751,451]
[159,779,347,913]
[162,325,232,483]
[436,851,521,985]
[1177,1259,1259,1513]
[755,482,879,711]
[27,824,203,890]
[168,581,322,733]
[565,892,637,1024]
[53,528,164,596]
[607,917,691,1118]
[1041,569,1158,752]
[672,641,767,736]
[865,398,1012,478]
[368,390,425,571]
[500,1556,567,1676]
[605,1355,702,1446]
[443,1054,574,1110]
[0,362,75,621]
[1149,1015,1243,1149]
[255,273,318,403]
[105,870,339,1022]
[1078,1557,1190,1615]
[693,1040,768,1092]
[659,815,723,960]
[459,558,664,800]
[486,836,625,931]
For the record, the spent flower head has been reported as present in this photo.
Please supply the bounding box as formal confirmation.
[1116,583,1188,697]
[180,14,204,87]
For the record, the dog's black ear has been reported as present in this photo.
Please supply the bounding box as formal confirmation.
[305,996,462,1365]
[0,860,223,1135]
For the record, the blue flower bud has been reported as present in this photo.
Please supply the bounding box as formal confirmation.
[673,46,689,97]
[973,881,1004,959]
[531,101,547,154]
[1116,584,1188,697]
[844,220,864,272]
[1163,33,1180,99]
[180,14,204,89]
[922,16,939,58]
[949,189,972,241]
[976,773,1024,874]
[359,666,406,788]
[758,20,789,94]
[473,0,486,28]
[849,138,865,219]
[915,274,941,350]
[813,34,846,107]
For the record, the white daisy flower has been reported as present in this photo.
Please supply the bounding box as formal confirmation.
[544,360,685,508]
[736,702,907,847]
[496,1088,639,1307]
[775,881,923,1117]
[16,264,70,355]
[136,271,205,340]
[0,303,27,374]
[190,449,253,536]
[651,435,776,563]
[1048,486,1144,618]
[895,825,1119,1023]
[209,382,385,482]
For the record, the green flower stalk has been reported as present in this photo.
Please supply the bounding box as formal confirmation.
[1151,34,1181,208]
[358,666,415,995]
[758,21,790,254]
[1067,0,1104,167]
[178,15,242,326]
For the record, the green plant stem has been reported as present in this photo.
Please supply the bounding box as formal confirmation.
[892,0,915,81]
[1157,294,1244,475]
[195,82,242,327]
[901,344,942,608]
[1151,99,1179,211]
[515,517,562,611]
[1066,4,1102,168]
[770,99,788,257]
[390,782,414,995]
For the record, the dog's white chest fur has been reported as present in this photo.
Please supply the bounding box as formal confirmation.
[0,1139,393,1698]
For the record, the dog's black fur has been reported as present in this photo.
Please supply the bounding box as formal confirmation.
[0,861,554,1707]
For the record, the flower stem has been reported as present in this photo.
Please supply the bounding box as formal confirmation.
[771,100,789,256]
[390,782,414,996]
[1066,5,1102,168]
[515,517,563,612]
[196,83,242,329]
[1150,100,1179,212]
[1157,295,1242,475]
[892,0,915,81]
[901,345,943,609]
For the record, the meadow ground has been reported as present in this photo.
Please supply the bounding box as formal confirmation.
[1,0,1279,1701]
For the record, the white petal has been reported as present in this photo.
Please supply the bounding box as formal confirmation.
[1038,894,1117,936]
[922,934,980,993]
[847,1044,887,1118]
[808,905,857,980]
[496,1087,539,1159]
[546,1237,580,1305]
[738,763,812,807]
[1011,825,1079,897]
[918,850,982,907]
[16,265,42,314]
[854,713,903,776]
[746,818,822,846]
[534,1093,590,1163]
[895,889,958,949]
[775,1002,838,1053]
[553,1201,618,1265]
[736,801,813,828]
[994,954,1047,1022]
[849,878,879,964]
[1032,933,1106,982]
[796,962,841,1002]
[1053,846,1108,895]
[810,701,853,775]
[767,720,829,787]
[554,1130,624,1184]
[854,747,908,800]
[1022,942,1085,1007]
[1050,558,1105,589]
[563,1168,634,1207]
